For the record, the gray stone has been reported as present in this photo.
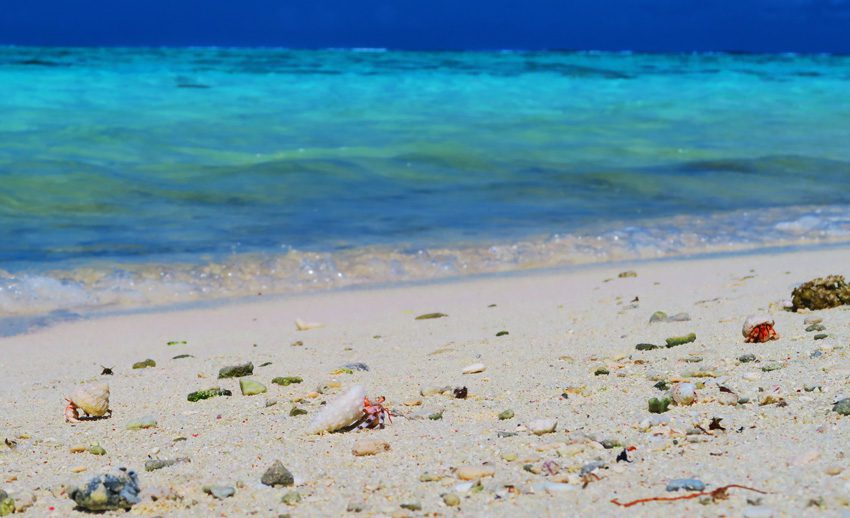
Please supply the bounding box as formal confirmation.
[69,467,141,511]
[666,478,705,492]
[261,461,294,487]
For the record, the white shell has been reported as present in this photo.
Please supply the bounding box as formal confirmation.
[307,384,366,434]
[462,363,486,374]
[295,318,322,331]
[68,383,110,417]
[742,314,773,337]
[671,382,696,406]
[527,418,557,435]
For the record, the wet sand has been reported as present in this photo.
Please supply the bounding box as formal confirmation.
[1,247,849,516]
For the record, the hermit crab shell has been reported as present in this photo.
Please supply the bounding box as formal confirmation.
[671,382,696,406]
[742,314,774,338]
[307,384,366,435]
[68,383,110,417]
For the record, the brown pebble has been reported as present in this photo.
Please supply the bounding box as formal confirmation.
[456,466,495,480]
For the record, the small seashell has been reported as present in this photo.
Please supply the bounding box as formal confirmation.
[307,385,366,434]
[67,383,110,417]
[295,318,322,331]
[462,363,486,374]
[351,439,391,456]
[671,382,696,406]
[527,419,557,435]
[456,466,495,480]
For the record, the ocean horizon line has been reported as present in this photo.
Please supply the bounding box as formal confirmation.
[1,45,848,57]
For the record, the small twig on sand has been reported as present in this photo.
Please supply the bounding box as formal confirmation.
[611,484,767,508]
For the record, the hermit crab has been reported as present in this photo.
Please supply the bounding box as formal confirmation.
[742,314,779,343]
[65,383,111,423]
[307,385,393,434]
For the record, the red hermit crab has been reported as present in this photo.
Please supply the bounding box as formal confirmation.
[357,395,393,429]
[742,314,779,343]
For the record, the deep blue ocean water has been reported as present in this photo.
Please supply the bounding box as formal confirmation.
[2,48,850,317]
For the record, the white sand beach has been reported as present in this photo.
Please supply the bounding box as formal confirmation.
[1,247,849,517]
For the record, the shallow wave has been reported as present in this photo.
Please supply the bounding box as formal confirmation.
[2,205,849,319]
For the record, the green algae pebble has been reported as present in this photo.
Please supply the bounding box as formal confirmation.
[187,387,232,402]
[594,367,610,376]
[289,407,308,417]
[649,311,668,323]
[239,379,267,396]
[0,496,15,517]
[498,409,515,420]
[665,333,696,347]
[282,491,302,506]
[172,354,194,360]
[833,398,850,416]
[415,312,448,320]
[636,343,661,351]
[272,376,303,386]
[126,416,157,430]
[648,397,672,414]
[88,443,107,456]
[132,358,156,369]
[219,362,254,378]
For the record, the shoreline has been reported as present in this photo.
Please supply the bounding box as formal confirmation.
[1,246,849,516]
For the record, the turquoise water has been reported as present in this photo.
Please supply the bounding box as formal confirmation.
[2,48,850,317]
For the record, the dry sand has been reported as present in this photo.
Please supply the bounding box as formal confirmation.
[1,247,850,517]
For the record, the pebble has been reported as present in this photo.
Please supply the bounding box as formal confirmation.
[804,316,823,325]
[203,485,235,500]
[282,491,301,506]
[833,398,850,416]
[126,416,157,430]
[144,457,189,472]
[456,466,495,480]
[420,385,452,397]
[648,397,671,414]
[666,333,697,347]
[289,407,308,416]
[261,461,294,487]
[400,502,421,511]
[666,478,706,492]
[88,443,106,456]
[671,382,696,406]
[636,343,661,351]
[0,493,13,517]
[761,363,783,372]
[271,377,303,386]
[814,333,828,340]
[462,363,486,374]
[218,362,254,379]
[69,467,141,511]
[132,359,156,369]
[527,419,557,435]
[649,311,668,323]
[187,387,232,402]
[594,367,610,376]
[352,440,391,456]
[498,409,515,420]
[415,312,448,320]
[618,271,637,278]
[739,354,757,363]
[344,362,370,372]
[580,461,605,476]
[442,493,461,507]
[806,324,826,332]
[239,379,267,396]
[419,473,443,482]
